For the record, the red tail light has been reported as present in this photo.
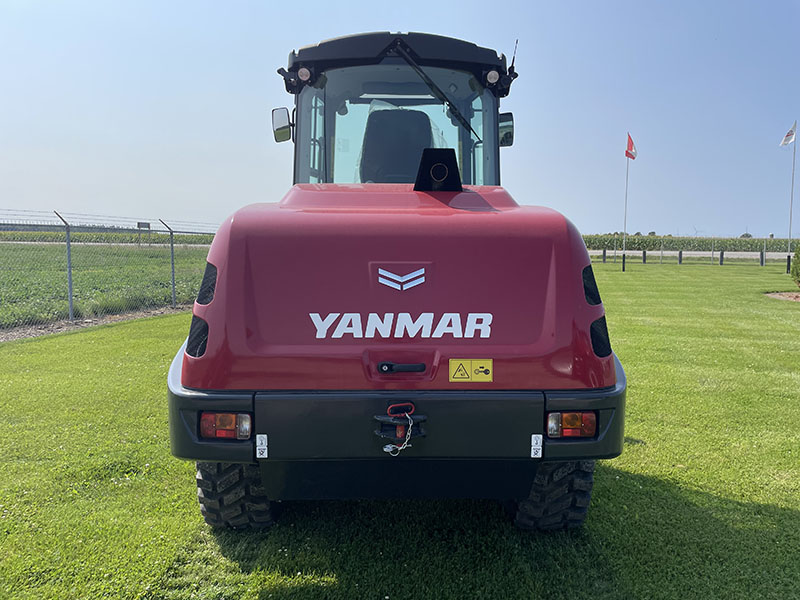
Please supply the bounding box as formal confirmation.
[199,412,252,440]
[546,411,597,438]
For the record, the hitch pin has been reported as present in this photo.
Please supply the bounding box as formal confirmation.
[382,412,414,457]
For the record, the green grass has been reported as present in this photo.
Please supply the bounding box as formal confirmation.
[1,263,799,599]
[0,242,209,327]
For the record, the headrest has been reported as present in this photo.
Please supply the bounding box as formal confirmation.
[360,110,434,183]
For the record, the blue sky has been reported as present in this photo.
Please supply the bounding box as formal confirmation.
[1,0,798,237]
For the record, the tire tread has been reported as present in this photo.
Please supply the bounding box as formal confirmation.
[512,460,595,531]
[195,462,274,529]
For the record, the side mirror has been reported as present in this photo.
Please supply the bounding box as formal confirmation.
[272,107,292,143]
[499,112,514,147]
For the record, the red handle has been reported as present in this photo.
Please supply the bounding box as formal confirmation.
[387,402,415,417]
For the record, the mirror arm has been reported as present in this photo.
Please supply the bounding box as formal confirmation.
[277,68,300,94]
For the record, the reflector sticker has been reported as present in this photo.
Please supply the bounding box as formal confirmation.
[531,434,543,458]
[256,434,268,459]
[448,359,493,382]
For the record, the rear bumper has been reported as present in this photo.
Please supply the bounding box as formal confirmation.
[168,345,626,499]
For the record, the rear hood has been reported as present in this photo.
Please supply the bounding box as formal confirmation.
[182,184,616,391]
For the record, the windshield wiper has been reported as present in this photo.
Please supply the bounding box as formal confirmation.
[392,42,482,144]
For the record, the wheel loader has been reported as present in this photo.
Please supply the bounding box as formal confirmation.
[168,32,626,531]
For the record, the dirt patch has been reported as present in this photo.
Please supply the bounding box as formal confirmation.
[0,306,191,343]
[765,292,800,302]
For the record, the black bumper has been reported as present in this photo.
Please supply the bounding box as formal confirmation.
[168,346,626,500]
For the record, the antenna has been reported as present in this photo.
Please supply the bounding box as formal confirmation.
[510,39,519,71]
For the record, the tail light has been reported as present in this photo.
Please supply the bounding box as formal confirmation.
[199,412,252,440]
[547,412,597,438]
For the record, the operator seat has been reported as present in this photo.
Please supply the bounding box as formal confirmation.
[359,109,434,183]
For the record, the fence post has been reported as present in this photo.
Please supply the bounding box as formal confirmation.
[762,239,767,266]
[622,253,626,272]
[602,248,607,263]
[54,211,74,322]
[788,255,792,274]
[642,249,647,264]
[719,250,724,266]
[678,250,683,264]
[159,219,177,308]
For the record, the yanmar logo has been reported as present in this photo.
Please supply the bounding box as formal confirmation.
[309,312,493,339]
[378,268,425,291]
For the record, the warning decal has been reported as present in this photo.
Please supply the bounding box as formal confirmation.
[452,362,471,379]
[448,359,493,382]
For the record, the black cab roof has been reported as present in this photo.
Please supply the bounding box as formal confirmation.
[284,32,508,85]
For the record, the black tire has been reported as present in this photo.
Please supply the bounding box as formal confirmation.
[511,460,595,531]
[195,462,274,529]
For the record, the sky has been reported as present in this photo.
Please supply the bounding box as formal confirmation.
[1,0,799,237]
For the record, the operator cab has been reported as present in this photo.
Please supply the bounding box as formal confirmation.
[272,32,517,186]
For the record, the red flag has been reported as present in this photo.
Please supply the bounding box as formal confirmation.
[625,133,637,160]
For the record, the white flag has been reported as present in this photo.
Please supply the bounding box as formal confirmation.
[780,120,796,146]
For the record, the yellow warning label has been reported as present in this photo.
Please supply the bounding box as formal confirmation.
[451,362,471,379]
[449,359,493,382]
[471,360,493,382]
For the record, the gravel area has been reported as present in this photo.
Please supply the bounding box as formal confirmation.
[765,291,800,302]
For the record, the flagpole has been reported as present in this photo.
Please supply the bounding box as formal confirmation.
[623,157,629,270]
[790,135,796,253]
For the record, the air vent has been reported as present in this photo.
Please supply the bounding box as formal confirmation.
[582,265,602,306]
[186,316,209,358]
[590,316,612,358]
[196,262,217,305]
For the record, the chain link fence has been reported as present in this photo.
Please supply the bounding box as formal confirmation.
[585,234,795,270]
[1,210,215,332]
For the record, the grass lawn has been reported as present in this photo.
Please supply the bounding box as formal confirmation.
[1,262,798,599]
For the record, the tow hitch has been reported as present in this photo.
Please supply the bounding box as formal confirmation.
[374,402,426,456]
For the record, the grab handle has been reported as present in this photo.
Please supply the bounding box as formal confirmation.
[377,361,426,374]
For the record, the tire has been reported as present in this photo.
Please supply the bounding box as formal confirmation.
[511,460,595,531]
[195,462,274,529]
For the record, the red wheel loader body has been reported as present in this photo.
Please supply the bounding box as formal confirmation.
[168,32,625,530]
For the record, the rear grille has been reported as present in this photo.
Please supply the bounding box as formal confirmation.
[196,262,217,305]
[590,316,612,358]
[582,265,602,305]
[185,316,209,358]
